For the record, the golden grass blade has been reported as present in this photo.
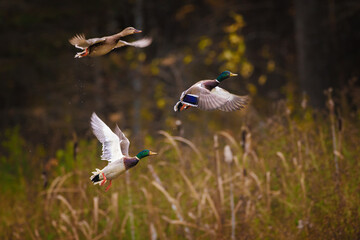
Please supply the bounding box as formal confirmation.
[78,220,92,240]
[141,187,167,240]
[172,136,204,161]
[93,196,99,235]
[218,131,241,151]
[152,181,176,206]
[111,192,119,220]
[276,151,289,172]
[266,171,271,210]
[205,191,221,230]
[148,164,163,185]
[57,195,78,222]
[233,199,243,216]
[162,215,216,236]
[249,171,262,192]
[214,134,224,205]
[125,171,136,240]
[180,170,200,200]
[60,213,79,240]
[120,212,130,239]
[152,181,192,240]
[150,222,158,240]
[44,173,72,210]
[158,130,183,161]
[197,189,208,219]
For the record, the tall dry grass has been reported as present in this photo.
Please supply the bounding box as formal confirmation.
[1,92,360,239]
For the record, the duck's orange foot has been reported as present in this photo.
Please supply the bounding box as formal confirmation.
[105,180,112,192]
[180,104,191,111]
[100,172,107,186]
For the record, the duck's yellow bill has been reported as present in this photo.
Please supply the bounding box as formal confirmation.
[149,151,157,156]
[229,72,238,77]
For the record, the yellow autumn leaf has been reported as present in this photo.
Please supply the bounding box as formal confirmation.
[267,60,275,72]
[183,54,193,64]
[138,52,146,62]
[156,99,166,109]
[198,37,212,51]
[247,83,257,95]
[258,75,267,85]
[229,33,241,44]
[240,61,253,78]
[150,59,160,75]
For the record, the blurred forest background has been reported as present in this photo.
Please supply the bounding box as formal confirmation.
[1,0,360,239]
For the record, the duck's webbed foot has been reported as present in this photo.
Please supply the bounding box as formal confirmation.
[100,172,107,186]
[74,48,89,58]
[105,180,112,192]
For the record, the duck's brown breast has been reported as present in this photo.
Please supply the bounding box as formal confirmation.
[201,80,219,91]
[124,157,139,170]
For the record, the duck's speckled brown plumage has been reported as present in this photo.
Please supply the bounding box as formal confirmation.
[69,27,152,58]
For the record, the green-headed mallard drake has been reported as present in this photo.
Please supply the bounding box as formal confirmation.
[174,71,250,112]
[90,112,157,191]
[69,27,152,58]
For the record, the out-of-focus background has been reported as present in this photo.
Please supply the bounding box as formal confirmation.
[1,0,360,239]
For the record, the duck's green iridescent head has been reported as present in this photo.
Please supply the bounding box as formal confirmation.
[216,71,238,82]
[136,149,157,159]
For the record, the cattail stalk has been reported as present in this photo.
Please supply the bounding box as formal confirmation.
[326,88,339,174]
[125,171,136,240]
[213,134,224,237]
[224,145,236,240]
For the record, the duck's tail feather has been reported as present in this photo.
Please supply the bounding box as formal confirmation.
[90,168,102,185]
[174,101,182,112]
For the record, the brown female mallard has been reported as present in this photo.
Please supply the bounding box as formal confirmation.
[174,71,250,112]
[90,113,157,191]
[69,27,152,58]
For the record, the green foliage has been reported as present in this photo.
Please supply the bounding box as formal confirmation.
[0,127,27,194]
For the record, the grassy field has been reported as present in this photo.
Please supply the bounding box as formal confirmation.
[1,92,360,239]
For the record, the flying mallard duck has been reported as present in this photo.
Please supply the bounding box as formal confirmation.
[174,71,250,112]
[90,112,157,191]
[69,27,152,58]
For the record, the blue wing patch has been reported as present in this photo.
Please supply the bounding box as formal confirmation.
[182,94,198,106]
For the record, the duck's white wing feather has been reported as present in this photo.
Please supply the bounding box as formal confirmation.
[91,113,123,162]
[114,125,130,156]
[114,37,152,49]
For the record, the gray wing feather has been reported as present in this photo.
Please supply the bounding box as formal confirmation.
[114,125,130,156]
[212,87,250,111]
[218,95,250,111]
[198,86,249,111]
[196,87,228,110]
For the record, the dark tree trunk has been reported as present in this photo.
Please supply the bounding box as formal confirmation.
[294,0,334,108]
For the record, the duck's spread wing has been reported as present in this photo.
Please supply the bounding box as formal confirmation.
[217,90,250,111]
[114,37,152,49]
[69,34,106,49]
[209,87,250,112]
[196,85,229,110]
[114,125,130,156]
[91,113,123,162]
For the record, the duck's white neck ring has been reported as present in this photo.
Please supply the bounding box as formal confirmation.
[215,79,220,83]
